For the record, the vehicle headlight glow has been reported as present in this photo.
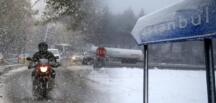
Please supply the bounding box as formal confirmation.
[40,66,48,72]
[72,56,77,60]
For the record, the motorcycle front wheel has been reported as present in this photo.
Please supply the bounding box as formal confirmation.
[32,79,48,99]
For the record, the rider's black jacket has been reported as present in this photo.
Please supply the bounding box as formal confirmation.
[29,51,59,69]
[32,51,56,62]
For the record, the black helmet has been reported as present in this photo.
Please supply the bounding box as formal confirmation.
[38,42,48,52]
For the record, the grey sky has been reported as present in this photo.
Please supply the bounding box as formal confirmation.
[105,0,182,15]
[31,0,182,18]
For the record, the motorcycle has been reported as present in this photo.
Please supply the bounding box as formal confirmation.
[27,57,56,99]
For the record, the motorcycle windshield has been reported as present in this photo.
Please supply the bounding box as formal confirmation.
[39,59,49,64]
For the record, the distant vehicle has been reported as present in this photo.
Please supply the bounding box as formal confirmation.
[82,52,94,65]
[54,43,72,57]
[17,52,33,64]
[48,49,61,62]
[70,53,84,64]
[89,46,143,64]
[93,47,106,68]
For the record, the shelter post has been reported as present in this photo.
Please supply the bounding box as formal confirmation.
[143,45,149,103]
[204,39,216,103]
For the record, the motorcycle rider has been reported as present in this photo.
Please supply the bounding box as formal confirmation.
[28,42,60,79]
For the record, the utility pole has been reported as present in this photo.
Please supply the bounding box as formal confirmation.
[23,0,41,60]
[44,24,49,42]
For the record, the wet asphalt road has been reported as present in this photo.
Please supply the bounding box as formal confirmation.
[2,66,143,103]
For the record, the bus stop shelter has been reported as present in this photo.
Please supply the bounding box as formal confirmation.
[131,0,216,103]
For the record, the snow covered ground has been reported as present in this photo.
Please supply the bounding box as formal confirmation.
[149,69,208,103]
[0,66,214,103]
[89,67,212,103]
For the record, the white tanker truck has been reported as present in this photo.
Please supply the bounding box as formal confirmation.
[83,46,143,64]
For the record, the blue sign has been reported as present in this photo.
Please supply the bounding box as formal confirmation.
[131,0,216,45]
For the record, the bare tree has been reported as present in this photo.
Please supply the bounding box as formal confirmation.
[0,0,33,55]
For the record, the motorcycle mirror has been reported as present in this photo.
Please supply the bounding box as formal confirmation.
[26,57,32,61]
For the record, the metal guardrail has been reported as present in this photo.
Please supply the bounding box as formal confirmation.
[4,58,18,65]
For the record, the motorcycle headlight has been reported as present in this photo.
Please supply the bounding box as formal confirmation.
[40,66,48,73]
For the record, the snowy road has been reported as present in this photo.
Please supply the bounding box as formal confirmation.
[1,66,142,103]
[0,65,214,103]
[3,66,106,103]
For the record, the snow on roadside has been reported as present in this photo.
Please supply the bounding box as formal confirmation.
[88,67,213,103]
[149,69,208,103]
[0,66,27,103]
